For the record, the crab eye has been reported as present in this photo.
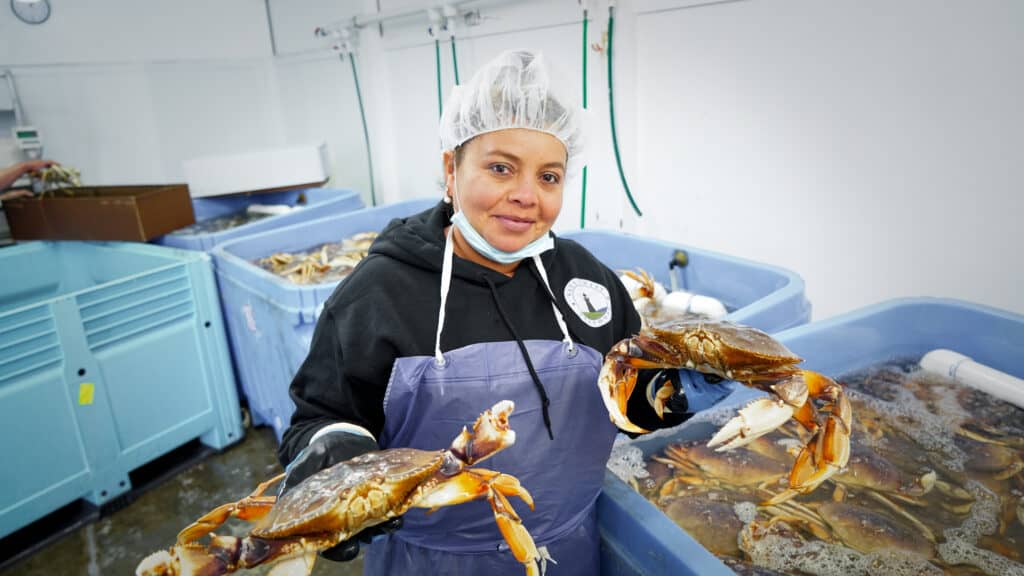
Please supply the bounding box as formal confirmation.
[440,452,462,476]
[628,341,644,358]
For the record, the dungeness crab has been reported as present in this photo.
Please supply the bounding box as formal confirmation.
[599,319,852,505]
[136,400,550,576]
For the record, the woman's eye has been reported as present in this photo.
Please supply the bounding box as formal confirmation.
[489,164,511,175]
[542,173,561,184]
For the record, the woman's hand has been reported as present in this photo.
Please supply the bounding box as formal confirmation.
[279,431,403,561]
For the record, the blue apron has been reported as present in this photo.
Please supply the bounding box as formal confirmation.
[363,232,617,575]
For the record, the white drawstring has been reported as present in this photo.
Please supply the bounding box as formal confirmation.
[434,232,575,364]
[434,226,456,366]
[531,254,575,352]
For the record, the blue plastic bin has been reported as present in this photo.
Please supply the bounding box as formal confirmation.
[153,188,364,252]
[560,230,811,333]
[211,198,437,440]
[0,242,242,540]
[153,189,363,412]
[596,297,1024,575]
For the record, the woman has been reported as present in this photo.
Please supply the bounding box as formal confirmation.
[278,50,730,574]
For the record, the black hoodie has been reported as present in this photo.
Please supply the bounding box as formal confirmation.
[278,201,645,464]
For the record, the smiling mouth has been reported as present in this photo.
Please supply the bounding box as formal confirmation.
[495,215,535,225]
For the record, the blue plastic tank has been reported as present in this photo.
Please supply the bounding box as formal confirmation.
[560,230,812,333]
[210,198,437,440]
[597,297,1024,575]
[153,187,364,252]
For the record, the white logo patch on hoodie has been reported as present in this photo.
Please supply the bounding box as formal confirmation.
[563,278,612,327]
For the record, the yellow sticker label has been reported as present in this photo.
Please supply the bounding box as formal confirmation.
[79,383,95,405]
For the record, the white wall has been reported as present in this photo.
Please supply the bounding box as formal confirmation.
[333,0,1024,320]
[630,0,1023,319]
[1,0,271,65]
[1,0,1021,320]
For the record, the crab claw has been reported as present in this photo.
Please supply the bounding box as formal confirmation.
[597,359,650,434]
[762,390,852,506]
[706,397,795,451]
[451,400,516,465]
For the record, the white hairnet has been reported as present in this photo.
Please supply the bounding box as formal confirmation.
[439,50,584,176]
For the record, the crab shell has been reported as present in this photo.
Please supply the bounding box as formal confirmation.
[253,448,466,539]
[628,319,804,381]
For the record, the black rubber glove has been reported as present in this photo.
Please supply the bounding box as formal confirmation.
[625,369,735,433]
[279,431,404,561]
[672,370,734,412]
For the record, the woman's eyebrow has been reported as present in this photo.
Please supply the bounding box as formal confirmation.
[482,150,522,163]
[483,151,565,171]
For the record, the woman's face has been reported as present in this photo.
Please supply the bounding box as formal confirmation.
[444,128,566,255]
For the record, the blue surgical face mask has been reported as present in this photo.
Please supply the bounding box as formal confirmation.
[449,157,554,265]
[451,210,553,264]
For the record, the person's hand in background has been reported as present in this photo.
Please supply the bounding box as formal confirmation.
[0,189,33,202]
[0,159,57,192]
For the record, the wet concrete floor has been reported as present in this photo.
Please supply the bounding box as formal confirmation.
[1,426,363,576]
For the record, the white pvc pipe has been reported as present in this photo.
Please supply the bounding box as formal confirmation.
[343,0,487,30]
[920,349,1024,409]
[2,70,25,125]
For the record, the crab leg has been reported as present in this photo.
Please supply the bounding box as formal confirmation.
[412,468,534,511]
[761,374,852,505]
[865,490,936,543]
[410,468,547,576]
[177,473,284,544]
[137,532,334,576]
[489,488,555,576]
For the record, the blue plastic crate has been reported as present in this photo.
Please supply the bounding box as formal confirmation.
[596,297,1024,575]
[211,198,437,440]
[0,242,242,540]
[153,188,364,252]
[560,230,811,333]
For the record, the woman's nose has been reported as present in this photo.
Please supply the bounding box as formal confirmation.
[508,177,538,205]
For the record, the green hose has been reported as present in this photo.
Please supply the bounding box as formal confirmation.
[451,35,460,85]
[347,53,376,206]
[435,38,443,119]
[580,10,589,229]
[607,6,643,217]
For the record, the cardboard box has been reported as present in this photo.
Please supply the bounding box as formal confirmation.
[3,184,196,242]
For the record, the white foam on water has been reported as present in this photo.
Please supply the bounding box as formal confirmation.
[938,539,1024,576]
[935,480,1024,575]
[733,501,758,524]
[910,372,974,426]
[607,440,649,485]
[739,524,943,576]
[862,550,945,576]
[850,389,968,471]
